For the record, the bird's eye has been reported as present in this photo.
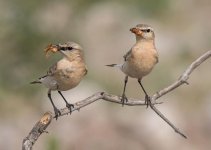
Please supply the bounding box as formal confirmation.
[146,29,151,32]
[67,47,73,50]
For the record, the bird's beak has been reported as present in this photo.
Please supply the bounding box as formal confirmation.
[130,27,142,36]
[57,45,66,55]
[57,45,67,52]
[58,48,65,54]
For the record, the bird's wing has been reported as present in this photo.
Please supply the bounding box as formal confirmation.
[155,54,159,64]
[47,62,59,76]
[123,49,132,61]
[36,63,58,81]
[84,66,88,76]
[155,55,159,63]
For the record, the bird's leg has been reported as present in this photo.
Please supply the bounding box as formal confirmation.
[138,79,151,108]
[48,90,61,120]
[58,91,74,113]
[121,76,128,106]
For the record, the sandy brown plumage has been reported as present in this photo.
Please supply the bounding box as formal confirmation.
[107,24,158,106]
[31,41,87,119]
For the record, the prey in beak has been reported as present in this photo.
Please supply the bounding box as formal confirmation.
[130,27,143,36]
[44,44,60,57]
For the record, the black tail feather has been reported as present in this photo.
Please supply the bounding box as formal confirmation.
[106,64,117,67]
[30,80,41,84]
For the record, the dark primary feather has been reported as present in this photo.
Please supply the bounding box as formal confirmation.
[123,49,132,61]
[84,68,88,75]
[47,63,57,75]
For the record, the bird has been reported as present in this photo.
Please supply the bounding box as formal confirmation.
[31,41,87,119]
[107,24,158,107]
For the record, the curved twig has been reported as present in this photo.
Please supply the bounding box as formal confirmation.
[22,50,211,150]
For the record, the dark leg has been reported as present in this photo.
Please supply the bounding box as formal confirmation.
[138,79,151,108]
[121,76,128,106]
[58,91,74,113]
[48,90,61,120]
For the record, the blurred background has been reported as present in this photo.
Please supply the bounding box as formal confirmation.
[0,0,211,149]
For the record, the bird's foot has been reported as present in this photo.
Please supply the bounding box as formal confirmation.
[53,107,61,120]
[121,94,128,106]
[66,103,74,114]
[145,95,151,108]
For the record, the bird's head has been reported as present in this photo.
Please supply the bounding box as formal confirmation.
[58,41,83,57]
[130,24,155,41]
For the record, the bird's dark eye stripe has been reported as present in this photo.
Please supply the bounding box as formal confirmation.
[60,46,73,51]
[141,29,151,32]
[67,47,73,50]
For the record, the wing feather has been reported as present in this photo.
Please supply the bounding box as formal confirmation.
[123,49,132,61]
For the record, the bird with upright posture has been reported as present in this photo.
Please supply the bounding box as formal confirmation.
[107,24,158,106]
[31,42,87,119]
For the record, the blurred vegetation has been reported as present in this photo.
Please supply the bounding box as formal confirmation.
[46,136,60,150]
[0,0,170,99]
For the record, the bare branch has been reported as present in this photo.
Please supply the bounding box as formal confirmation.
[152,50,211,100]
[22,50,211,149]
[22,112,53,150]
[149,104,187,138]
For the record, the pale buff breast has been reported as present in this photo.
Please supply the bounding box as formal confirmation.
[122,48,158,79]
[54,58,86,91]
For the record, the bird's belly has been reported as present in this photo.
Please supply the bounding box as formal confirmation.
[56,76,81,91]
[55,64,86,91]
[122,58,156,78]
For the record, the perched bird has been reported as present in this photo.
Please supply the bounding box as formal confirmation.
[31,42,87,119]
[107,24,158,106]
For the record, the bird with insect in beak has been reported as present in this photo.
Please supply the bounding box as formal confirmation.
[107,24,158,107]
[31,42,87,119]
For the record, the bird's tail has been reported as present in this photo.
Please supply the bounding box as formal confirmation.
[30,75,47,84]
[106,64,122,68]
[30,80,41,84]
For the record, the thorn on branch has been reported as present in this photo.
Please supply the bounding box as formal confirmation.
[156,101,164,105]
[184,81,189,85]
[179,74,189,82]
[42,130,49,134]
[100,91,105,96]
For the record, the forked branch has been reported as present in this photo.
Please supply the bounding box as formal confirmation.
[22,50,211,150]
